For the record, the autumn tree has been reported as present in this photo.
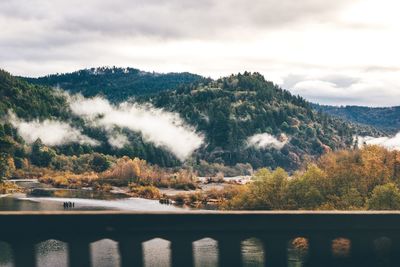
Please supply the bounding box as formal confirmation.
[286,165,326,209]
[367,183,400,210]
[245,168,289,210]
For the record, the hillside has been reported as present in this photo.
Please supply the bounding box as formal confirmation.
[24,67,205,102]
[1,69,383,173]
[0,69,69,120]
[314,104,400,134]
[142,72,382,169]
[0,69,181,168]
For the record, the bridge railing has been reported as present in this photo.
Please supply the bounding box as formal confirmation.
[1,211,400,267]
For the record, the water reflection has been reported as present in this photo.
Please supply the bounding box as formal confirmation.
[242,238,265,267]
[91,239,120,267]
[36,240,68,267]
[143,238,171,267]
[0,242,13,267]
[193,238,218,267]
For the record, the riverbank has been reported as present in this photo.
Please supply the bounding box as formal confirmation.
[6,176,247,210]
[0,181,23,194]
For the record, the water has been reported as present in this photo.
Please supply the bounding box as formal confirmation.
[0,191,271,267]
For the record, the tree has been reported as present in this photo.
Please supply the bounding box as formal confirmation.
[30,138,55,167]
[247,168,289,209]
[90,153,110,172]
[0,124,4,137]
[367,183,400,210]
[0,153,9,182]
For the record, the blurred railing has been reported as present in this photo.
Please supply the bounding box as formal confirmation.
[1,211,400,267]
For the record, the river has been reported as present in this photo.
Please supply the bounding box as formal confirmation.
[0,189,273,267]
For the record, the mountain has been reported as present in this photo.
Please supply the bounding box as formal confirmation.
[141,72,382,169]
[23,67,205,102]
[314,104,400,134]
[2,68,383,172]
[0,69,181,167]
[0,69,69,120]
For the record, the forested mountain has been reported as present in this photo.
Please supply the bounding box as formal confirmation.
[1,68,383,174]
[24,67,205,101]
[314,104,400,134]
[0,69,69,120]
[0,69,181,169]
[141,72,382,169]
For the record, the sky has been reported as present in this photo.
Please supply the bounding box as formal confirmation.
[1,0,400,106]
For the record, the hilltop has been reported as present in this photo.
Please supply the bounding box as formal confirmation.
[24,67,205,102]
[142,72,382,169]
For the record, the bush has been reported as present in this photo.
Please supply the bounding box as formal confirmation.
[0,181,21,194]
[367,183,400,210]
[129,185,161,199]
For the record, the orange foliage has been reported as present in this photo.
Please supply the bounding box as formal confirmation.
[101,156,197,189]
[318,145,400,196]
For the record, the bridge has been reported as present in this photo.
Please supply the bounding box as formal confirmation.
[0,211,399,267]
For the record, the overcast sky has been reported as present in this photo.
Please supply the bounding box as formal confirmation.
[1,0,400,106]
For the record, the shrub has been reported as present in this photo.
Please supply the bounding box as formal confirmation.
[367,183,400,210]
[129,185,161,199]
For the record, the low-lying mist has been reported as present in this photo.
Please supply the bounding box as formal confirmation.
[68,95,204,161]
[356,133,400,150]
[246,133,287,150]
[8,111,99,146]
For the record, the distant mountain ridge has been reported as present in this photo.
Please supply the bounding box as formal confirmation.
[313,104,400,134]
[24,67,400,136]
[23,66,206,102]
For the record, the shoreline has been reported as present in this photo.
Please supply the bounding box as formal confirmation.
[5,178,244,210]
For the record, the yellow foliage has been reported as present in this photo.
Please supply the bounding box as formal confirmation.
[38,171,99,188]
[0,181,21,194]
[101,156,197,189]
[129,185,161,199]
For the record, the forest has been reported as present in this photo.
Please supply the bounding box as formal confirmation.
[226,145,400,210]
[24,67,205,101]
[1,68,383,173]
[2,67,398,209]
[314,104,400,134]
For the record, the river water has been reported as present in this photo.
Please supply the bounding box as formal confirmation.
[0,189,275,267]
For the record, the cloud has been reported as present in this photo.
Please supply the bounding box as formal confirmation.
[286,71,400,106]
[107,132,130,149]
[8,112,99,146]
[0,0,356,78]
[0,0,350,41]
[247,133,287,150]
[3,0,400,107]
[356,133,400,150]
[68,95,204,160]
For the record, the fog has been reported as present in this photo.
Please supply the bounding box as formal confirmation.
[68,95,204,160]
[107,132,130,149]
[356,133,400,150]
[247,133,287,150]
[8,112,99,146]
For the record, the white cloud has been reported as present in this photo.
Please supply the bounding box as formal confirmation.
[288,71,400,106]
[247,133,287,150]
[8,112,99,146]
[2,0,400,106]
[68,95,204,160]
[356,133,400,150]
[107,132,130,149]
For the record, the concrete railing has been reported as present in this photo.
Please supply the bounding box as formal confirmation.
[1,211,400,267]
